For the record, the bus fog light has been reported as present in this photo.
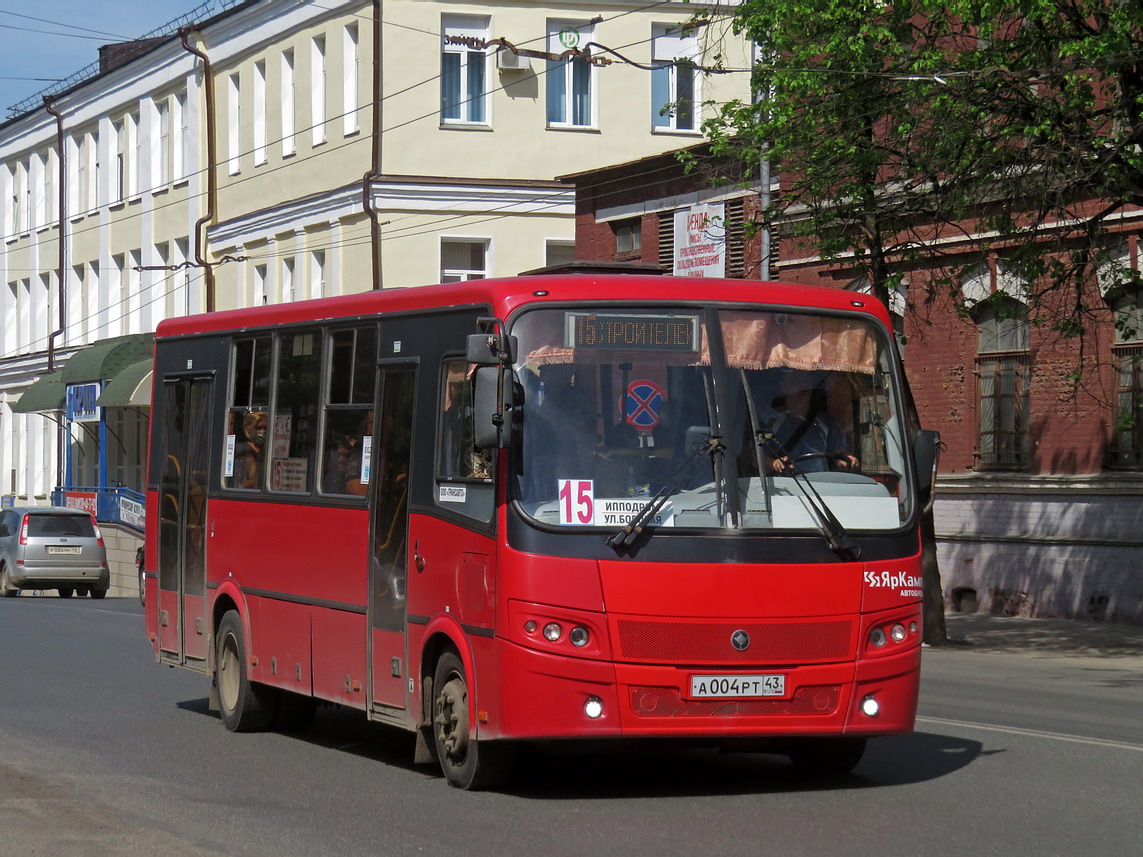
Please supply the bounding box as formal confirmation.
[584,697,603,719]
[543,622,563,642]
[890,623,907,643]
[861,695,880,717]
[868,627,887,648]
[569,626,589,647]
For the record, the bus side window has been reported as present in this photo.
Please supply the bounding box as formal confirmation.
[321,327,378,497]
[436,359,493,521]
[269,332,321,493]
[223,336,272,490]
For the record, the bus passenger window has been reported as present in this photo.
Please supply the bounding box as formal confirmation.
[435,359,493,521]
[321,326,378,497]
[223,336,271,490]
[270,332,321,493]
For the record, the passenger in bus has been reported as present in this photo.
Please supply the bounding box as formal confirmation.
[233,411,268,489]
[766,372,859,474]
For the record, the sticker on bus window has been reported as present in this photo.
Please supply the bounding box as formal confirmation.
[597,498,673,528]
[439,484,467,503]
[558,479,595,525]
[224,434,236,477]
[360,435,372,485]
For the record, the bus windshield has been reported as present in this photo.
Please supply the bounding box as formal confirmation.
[512,306,911,533]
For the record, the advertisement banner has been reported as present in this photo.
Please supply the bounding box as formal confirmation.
[673,203,726,278]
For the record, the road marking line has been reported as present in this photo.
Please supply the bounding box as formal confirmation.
[917,715,1143,752]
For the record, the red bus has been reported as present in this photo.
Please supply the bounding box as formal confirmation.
[143,271,939,789]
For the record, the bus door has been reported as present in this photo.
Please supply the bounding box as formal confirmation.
[368,362,416,711]
[157,375,213,668]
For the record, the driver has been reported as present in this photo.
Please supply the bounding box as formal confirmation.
[767,371,859,474]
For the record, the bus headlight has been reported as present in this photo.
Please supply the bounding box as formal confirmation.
[584,697,604,719]
[869,627,887,648]
[569,626,590,647]
[543,622,563,642]
[861,695,880,717]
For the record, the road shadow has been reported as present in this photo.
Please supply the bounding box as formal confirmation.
[175,697,981,797]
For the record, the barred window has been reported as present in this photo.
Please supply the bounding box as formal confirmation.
[974,298,1030,469]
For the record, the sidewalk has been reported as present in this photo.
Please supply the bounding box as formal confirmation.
[939,611,1143,660]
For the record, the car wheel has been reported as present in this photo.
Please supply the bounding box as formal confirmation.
[0,565,17,597]
[58,588,74,599]
[90,589,107,600]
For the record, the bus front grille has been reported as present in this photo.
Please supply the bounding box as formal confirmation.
[616,618,853,663]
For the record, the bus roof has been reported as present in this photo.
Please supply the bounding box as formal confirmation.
[154,274,892,339]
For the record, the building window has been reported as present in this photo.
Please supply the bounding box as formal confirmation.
[311,35,327,146]
[344,24,360,135]
[227,73,241,175]
[545,240,576,268]
[281,49,296,156]
[174,91,189,180]
[157,98,171,185]
[441,239,488,282]
[546,21,594,128]
[253,60,267,166]
[613,219,642,256]
[441,16,489,124]
[651,24,699,132]
[113,119,126,201]
[973,297,1030,470]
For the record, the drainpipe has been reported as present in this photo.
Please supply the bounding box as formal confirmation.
[43,95,69,492]
[180,28,217,312]
[361,0,383,289]
[43,96,67,372]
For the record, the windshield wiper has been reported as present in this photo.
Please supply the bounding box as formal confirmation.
[760,433,860,561]
[606,434,721,550]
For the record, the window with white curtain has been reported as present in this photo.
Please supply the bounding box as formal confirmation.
[546,20,594,128]
[651,23,699,132]
[441,15,489,124]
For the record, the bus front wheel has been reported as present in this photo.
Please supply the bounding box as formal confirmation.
[432,651,513,790]
[216,610,277,732]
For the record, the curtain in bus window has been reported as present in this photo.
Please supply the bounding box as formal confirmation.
[719,312,878,373]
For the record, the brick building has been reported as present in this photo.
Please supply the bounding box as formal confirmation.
[563,145,1143,624]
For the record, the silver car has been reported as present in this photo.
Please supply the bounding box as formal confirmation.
[0,506,110,599]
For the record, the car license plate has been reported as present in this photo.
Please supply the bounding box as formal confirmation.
[47,546,82,555]
[690,674,786,698]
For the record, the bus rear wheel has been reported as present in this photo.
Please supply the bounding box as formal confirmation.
[432,651,513,790]
[216,610,277,732]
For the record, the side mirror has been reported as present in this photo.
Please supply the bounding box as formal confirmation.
[466,332,518,366]
[473,366,516,449]
[912,429,941,514]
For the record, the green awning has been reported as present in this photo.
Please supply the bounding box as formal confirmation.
[61,332,153,384]
[9,373,67,413]
[97,359,153,407]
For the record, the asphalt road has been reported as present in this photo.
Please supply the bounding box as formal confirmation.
[1,598,1140,857]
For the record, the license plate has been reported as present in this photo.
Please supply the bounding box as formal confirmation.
[47,546,82,555]
[690,674,786,698]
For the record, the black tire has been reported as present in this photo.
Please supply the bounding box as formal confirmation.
[215,610,278,732]
[432,650,514,790]
[58,588,74,599]
[787,737,867,776]
[90,589,107,600]
[0,566,17,597]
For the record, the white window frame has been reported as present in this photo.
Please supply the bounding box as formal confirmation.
[253,60,268,165]
[651,24,701,133]
[311,35,327,146]
[282,49,296,156]
[227,73,241,175]
[441,15,491,126]
[156,98,171,187]
[440,238,490,282]
[174,91,188,181]
[343,24,359,136]
[546,20,596,129]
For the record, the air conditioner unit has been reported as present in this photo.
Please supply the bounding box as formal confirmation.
[497,50,532,72]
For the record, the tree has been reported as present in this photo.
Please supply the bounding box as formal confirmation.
[694,0,1143,641]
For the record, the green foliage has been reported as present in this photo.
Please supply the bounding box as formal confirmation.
[702,0,1143,337]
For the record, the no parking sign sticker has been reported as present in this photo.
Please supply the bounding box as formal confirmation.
[626,380,665,429]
